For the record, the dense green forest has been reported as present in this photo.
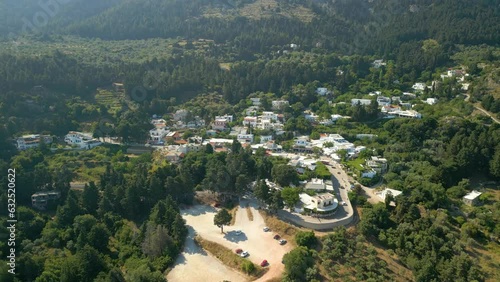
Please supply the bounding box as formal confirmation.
[0,0,499,281]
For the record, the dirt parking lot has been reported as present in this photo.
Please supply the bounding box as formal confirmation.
[167,198,292,282]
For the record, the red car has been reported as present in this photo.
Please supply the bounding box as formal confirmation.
[273,234,281,240]
[235,248,243,254]
[260,260,268,267]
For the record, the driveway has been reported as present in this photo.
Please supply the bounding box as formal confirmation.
[322,157,382,204]
[168,201,292,282]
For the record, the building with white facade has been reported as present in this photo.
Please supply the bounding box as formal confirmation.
[412,82,427,91]
[425,98,438,105]
[305,178,327,190]
[250,97,261,106]
[316,87,331,96]
[299,192,338,214]
[463,190,482,206]
[351,99,372,106]
[272,100,290,110]
[64,131,102,149]
[173,109,189,121]
[366,156,388,173]
[31,191,61,210]
[16,134,53,150]
[237,134,254,144]
[377,96,391,106]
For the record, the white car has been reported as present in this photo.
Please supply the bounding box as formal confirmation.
[235,230,242,235]
[263,227,270,232]
[240,251,249,258]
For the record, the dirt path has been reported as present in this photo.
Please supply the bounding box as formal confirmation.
[465,94,500,124]
[168,201,292,282]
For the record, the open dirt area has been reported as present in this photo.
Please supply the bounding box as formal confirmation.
[167,197,293,282]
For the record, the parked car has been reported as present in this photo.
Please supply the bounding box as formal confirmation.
[240,251,249,258]
[263,227,270,232]
[235,248,243,254]
[260,260,268,267]
[234,230,242,235]
[279,239,287,245]
[273,234,281,240]
[337,172,341,174]
[341,201,347,206]
[213,202,220,208]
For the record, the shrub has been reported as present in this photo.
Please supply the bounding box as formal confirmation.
[241,260,255,274]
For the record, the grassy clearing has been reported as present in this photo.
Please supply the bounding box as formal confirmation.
[194,235,268,278]
[346,157,365,172]
[258,210,299,243]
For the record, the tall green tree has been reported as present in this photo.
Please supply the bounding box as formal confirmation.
[213,209,232,233]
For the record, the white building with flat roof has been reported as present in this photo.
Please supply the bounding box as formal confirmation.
[463,190,482,206]
[351,99,372,106]
[16,134,52,150]
[272,100,289,110]
[305,178,326,190]
[64,131,102,150]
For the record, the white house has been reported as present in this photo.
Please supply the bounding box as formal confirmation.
[376,188,402,206]
[367,156,388,173]
[463,190,482,206]
[305,178,327,190]
[361,170,377,178]
[300,192,338,213]
[149,128,169,142]
[351,99,372,106]
[243,116,258,127]
[394,110,422,119]
[272,100,289,110]
[213,118,229,131]
[304,113,319,122]
[425,98,438,105]
[64,131,102,149]
[260,135,273,143]
[237,134,254,143]
[412,82,427,91]
[16,134,52,150]
[245,106,259,116]
[151,118,167,128]
[372,59,386,68]
[316,87,331,96]
[215,115,234,123]
[250,97,261,106]
[177,143,203,154]
[262,111,278,121]
[381,105,402,113]
[31,191,61,210]
[173,109,189,121]
[295,136,310,147]
[377,96,391,106]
